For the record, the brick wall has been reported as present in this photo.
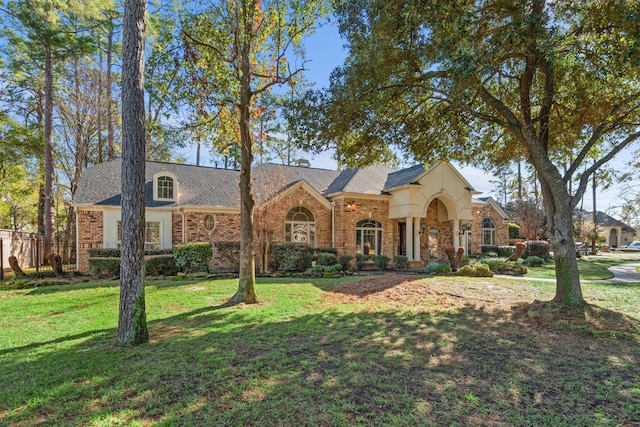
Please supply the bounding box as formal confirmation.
[255,187,332,248]
[333,197,394,258]
[469,204,509,254]
[422,199,453,263]
[76,210,104,272]
[173,211,242,270]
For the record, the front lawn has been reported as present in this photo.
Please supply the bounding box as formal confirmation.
[526,255,640,281]
[1,275,639,426]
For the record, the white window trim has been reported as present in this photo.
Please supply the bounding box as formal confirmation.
[152,171,177,202]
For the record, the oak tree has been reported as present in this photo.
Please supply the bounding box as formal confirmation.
[307,0,640,307]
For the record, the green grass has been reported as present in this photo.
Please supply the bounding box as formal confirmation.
[526,256,640,281]
[1,275,639,426]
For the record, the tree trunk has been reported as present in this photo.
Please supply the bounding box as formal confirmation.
[229,40,257,305]
[538,167,585,306]
[591,172,597,254]
[43,43,55,256]
[117,0,149,346]
[106,19,115,160]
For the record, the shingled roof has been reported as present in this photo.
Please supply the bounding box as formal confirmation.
[73,159,241,208]
[580,211,635,233]
[74,160,473,208]
[325,164,396,196]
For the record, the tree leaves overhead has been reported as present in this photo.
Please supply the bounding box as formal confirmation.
[318,0,640,175]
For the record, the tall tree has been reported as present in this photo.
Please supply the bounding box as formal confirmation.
[304,0,640,307]
[3,0,104,252]
[117,0,148,346]
[182,0,330,304]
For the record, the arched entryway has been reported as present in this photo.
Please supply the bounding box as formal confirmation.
[609,228,618,247]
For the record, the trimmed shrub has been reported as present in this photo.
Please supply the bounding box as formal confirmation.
[508,223,521,239]
[355,254,370,270]
[393,255,408,270]
[481,245,499,254]
[269,244,315,271]
[373,254,390,270]
[173,242,212,273]
[524,240,550,259]
[425,262,451,275]
[88,248,173,257]
[88,258,121,276]
[524,256,545,267]
[145,255,178,276]
[316,247,338,256]
[338,255,353,271]
[456,262,494,277]
[88,248,121,258]
[317,252,338,266]
[497,246,516,258]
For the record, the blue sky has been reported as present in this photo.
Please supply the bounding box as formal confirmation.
[185,18,625,214]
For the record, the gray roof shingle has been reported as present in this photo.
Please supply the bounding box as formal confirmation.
[383,164,428,191]
[73,159,241,208]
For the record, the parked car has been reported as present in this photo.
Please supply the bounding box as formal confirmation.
[619,241,640,251]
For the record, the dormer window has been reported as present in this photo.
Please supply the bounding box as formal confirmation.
[153,172,177,201]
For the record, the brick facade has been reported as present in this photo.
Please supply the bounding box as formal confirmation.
[76,210,104,272]
[75,188,510,272]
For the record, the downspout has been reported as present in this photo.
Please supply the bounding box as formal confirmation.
[178,207,186,243]
[74,206,79,272]
[331,201,336,249]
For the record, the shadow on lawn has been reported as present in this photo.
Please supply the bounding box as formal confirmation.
[2,300,639,426]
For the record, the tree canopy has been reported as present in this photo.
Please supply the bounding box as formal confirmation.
[296,0,640,306]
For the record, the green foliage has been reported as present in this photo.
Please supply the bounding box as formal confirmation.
[145,255,178,276]
[524,256,545,267]
[269,244,315,272]
[316,247,338,256]
[215,242,241,272]
[88,258,121,276]
[508,223,521,239]
[497,246,515,258]
[373,255,390,270]
[305,263,343,276]
[393,255,408,270]
[456,263,494,277]
[424,262,451,275]
[481,245,499,255]
[316,252,338,266]
[355,254,370,270]
[173,242,213,273]
[338,255,353,271]
[524,241,551,260]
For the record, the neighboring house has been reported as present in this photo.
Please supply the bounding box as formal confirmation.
[578,211,636,248]
[72,159,510,272]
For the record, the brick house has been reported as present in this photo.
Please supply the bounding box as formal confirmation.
[72,159,509,272]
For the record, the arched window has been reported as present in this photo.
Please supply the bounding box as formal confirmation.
[155,175,175,200]
[285,207,315,245]
[356,219,383,255]
[482,218,495,246]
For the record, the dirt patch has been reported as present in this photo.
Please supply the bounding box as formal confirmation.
[324,274,640,338]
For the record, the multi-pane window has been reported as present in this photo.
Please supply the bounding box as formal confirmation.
[117,221,161,250]
[156,176,174,200]
[482,218,496,246]
[285,207,315,246]
[356,219,382,255]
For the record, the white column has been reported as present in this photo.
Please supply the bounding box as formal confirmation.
[452,220,460,249]
[406,217,414,261]
[414,220,421,261]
